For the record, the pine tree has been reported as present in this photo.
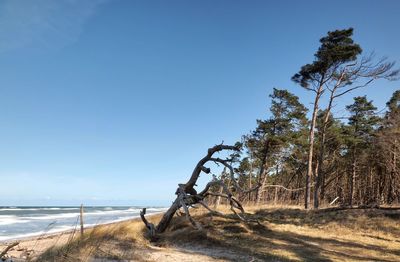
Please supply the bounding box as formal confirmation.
[345,96,380,206]
[375,90,400,204]
[292,28,362,209]
[292,28,398,209]
[245,88,308,204]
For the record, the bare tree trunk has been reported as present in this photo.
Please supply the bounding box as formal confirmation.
[388,140,397,203]
[256,171,268,205]
[350,150,357,207]
[154,199,181,233]
[320,169,327,201]
[140,144,260,239]
[248,158,253,203]
[314,73,347,209]
[255,145,270,204]
[214,184,224,209]
[305,85,323,209]
[314,99,333,208]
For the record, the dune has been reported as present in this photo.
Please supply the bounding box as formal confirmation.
[1,205,399,261]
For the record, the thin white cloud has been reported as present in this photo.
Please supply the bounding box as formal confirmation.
[0,0,107,52]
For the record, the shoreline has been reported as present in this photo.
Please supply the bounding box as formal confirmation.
[0,211,163,261]
[0,209,166,244]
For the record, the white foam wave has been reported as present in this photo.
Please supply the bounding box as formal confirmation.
[0,207,80,211]
[146,207,169,212]
[22,213,81,220]
[19,208,144,221]
[0,215,30,226]
[0,209,167,242]
[0,225,76,241]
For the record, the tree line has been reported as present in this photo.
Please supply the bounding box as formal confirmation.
[212,28,400,209]
[140,28,399,237]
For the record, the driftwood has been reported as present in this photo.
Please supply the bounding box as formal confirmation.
[140,143,260,239]
[0,242,19,260]
[329,197,340,206]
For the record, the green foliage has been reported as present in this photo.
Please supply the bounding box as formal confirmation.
[247,89,307,150]
[386,90,400,122]
[345,96,380,145]
[292,28,362,88]
[235,29,399,206]
[245,88,308,177]
[316,110,346,151]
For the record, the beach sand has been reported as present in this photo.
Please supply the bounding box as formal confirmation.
[0,231,234,262]
[0,213,240,262]
[2,206,399,261]
[0,231,72,261]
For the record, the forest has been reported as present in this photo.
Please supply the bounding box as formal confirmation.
[138,28,400,239]
[210,28,400,210]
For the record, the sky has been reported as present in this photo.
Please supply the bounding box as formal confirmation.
[0,0,399,206]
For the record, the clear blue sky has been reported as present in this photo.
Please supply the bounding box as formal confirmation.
[0,0,399,206]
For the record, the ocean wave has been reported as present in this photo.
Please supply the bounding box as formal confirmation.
[19,208,143,221]
[0,215,30,226]
[0,225,75,241]
[21,213,81,220]
[0,209,168,242]
[0,215,142,241]
[0,207,80,211]
[146,207,169,211]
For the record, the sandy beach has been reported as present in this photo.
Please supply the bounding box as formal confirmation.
[1,206,400,262]
[0,212,238,262]
[0,230,72,261]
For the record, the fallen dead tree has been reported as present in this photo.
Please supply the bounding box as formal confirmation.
[0,242,19,260]
[140,143,260,239]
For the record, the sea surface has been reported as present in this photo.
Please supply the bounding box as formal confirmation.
[0,206,168,241]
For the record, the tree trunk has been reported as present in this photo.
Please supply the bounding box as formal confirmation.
[256,171,268,205]
[313,72,349,209]
[350,150,357,207]
[248,159,253,202]
[214,183,224,208]
[255,143,270,204]
[314,99,335,208]
[155,199,181,233]
[305,85,323,209]
[140,144,258,239]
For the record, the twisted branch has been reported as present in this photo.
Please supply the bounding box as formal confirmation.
[140,143,259,239]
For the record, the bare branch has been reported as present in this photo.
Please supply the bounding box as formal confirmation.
[140,208,156,239]
[0,242,19,259]
[140,144,255,237]
[184,144,240,193]
[209,157,261,194]
[333,79,374,98]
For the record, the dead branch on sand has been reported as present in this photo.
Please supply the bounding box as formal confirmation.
[0,242,19,260]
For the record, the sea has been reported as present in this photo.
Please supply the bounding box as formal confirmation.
[0,206,168,241]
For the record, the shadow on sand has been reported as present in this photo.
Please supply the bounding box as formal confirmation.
[160,207,400,262]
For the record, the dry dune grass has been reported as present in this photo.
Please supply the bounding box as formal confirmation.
[22,205,400,261]
[37,217,156,261]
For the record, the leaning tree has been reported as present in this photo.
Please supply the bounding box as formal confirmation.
[292,28,399,209]
[140,143,260,239]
